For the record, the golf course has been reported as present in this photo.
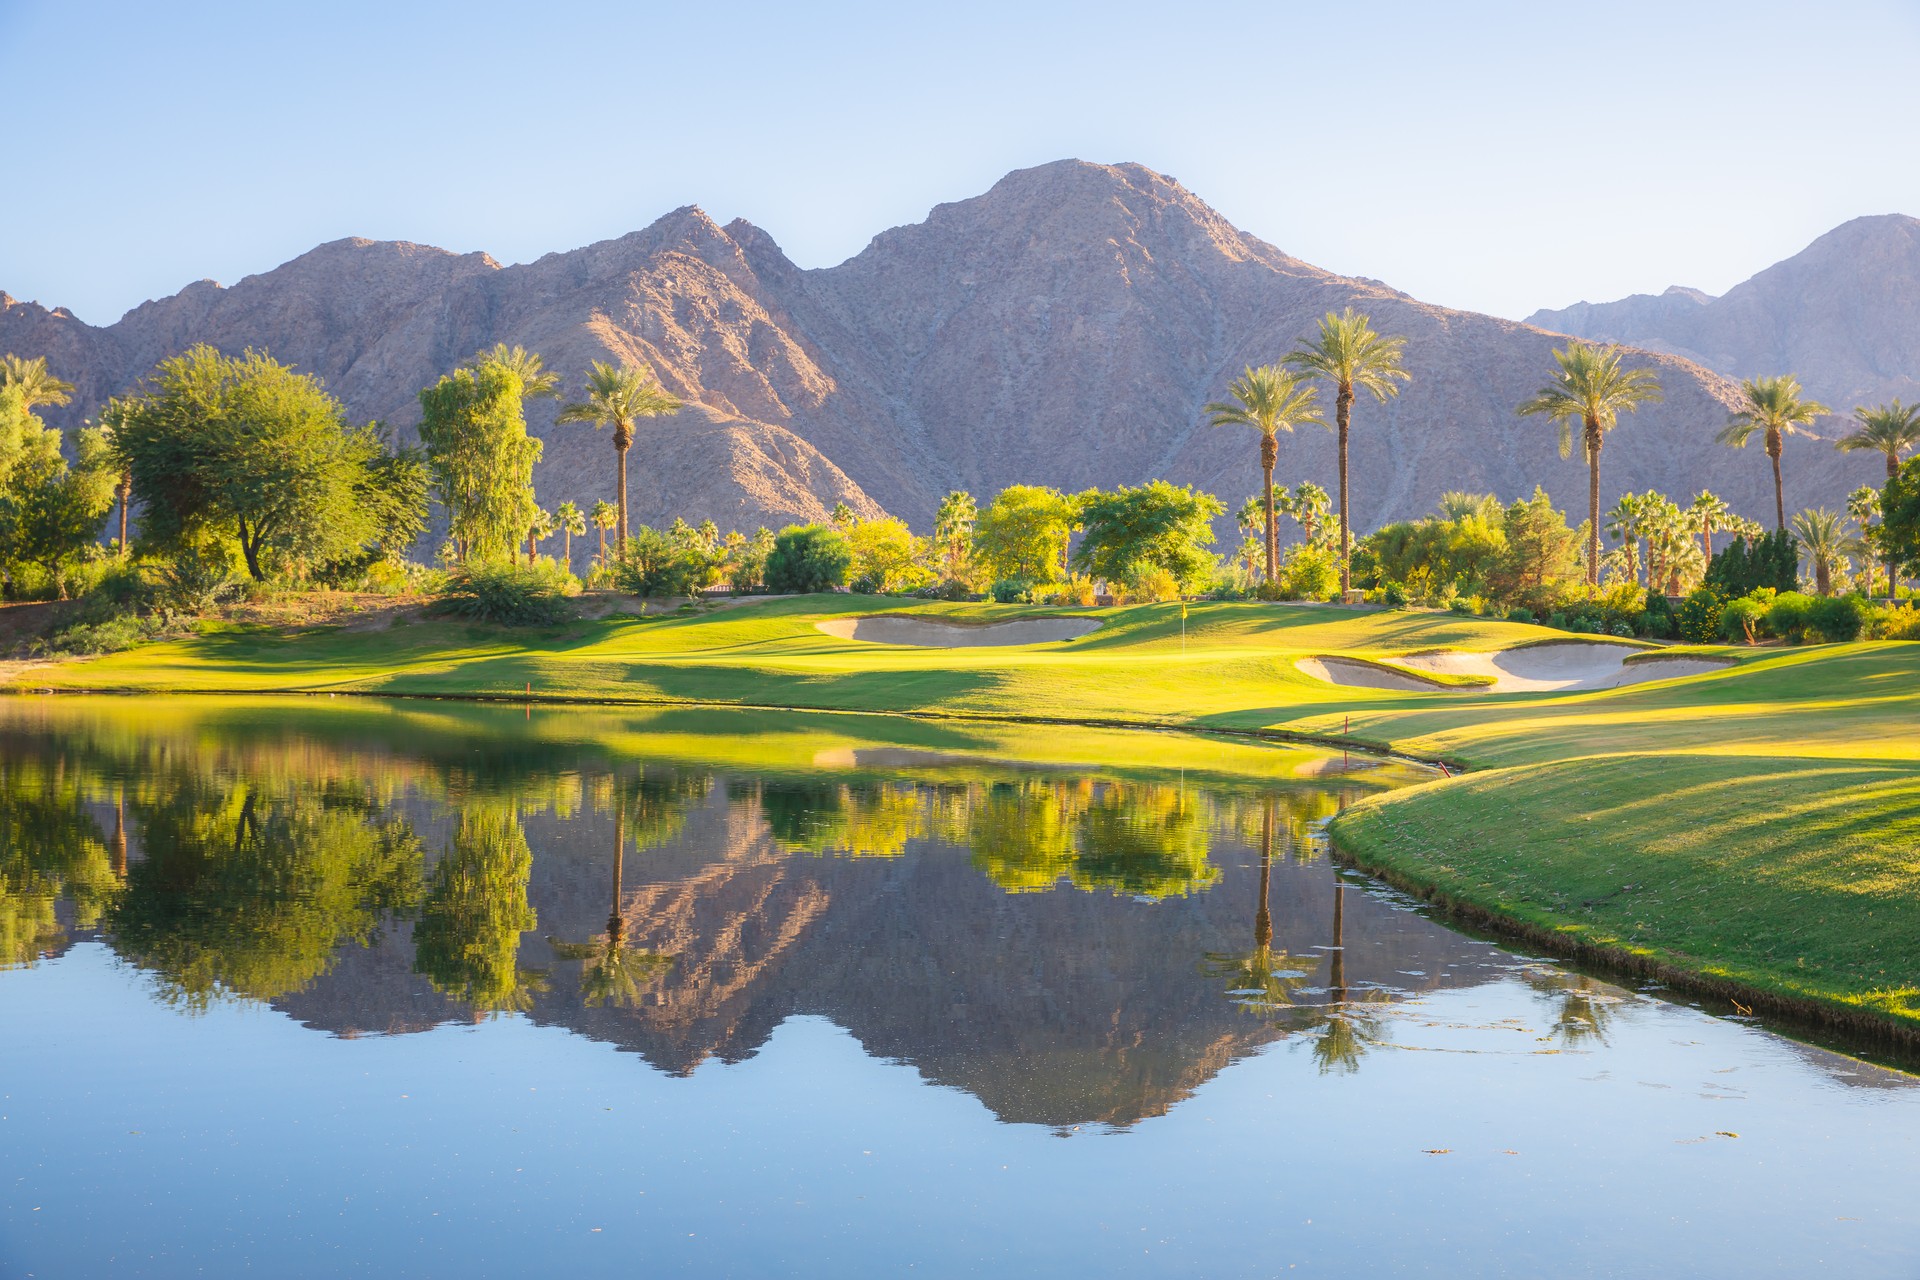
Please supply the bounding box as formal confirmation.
[8,591,1917,1046]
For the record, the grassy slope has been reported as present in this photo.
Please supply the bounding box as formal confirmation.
[12,594,1920,1035]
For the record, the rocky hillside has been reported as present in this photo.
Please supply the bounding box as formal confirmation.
[1528,214,1920,422]
[2,162,1883,537]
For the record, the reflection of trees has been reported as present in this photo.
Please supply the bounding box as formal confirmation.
[111,778,422,1008]
[413,803,544,1015]
[754,780,927,859]
[0,763,120,967]
[965,781,1081,892]
[1526,970,1617,1048]
[1205,797,1318,1010]
[1072,785,1216,899]
[1300,882,1390,1074]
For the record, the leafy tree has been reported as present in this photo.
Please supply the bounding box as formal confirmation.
[1362,508,1507,602]
[555,360,681,552]
[727,526,777,592]
[1488,486,1581,601]
[349,429,431,568]
[1071,481,1223,592]
[1704,528,1799,596]
[1517,341,1663,588]
[0,386,116,595]
[527,505,554,564]
[764,523,852,594]
[1204,364,1323,583]
[1716,374,1829,530]
[97,396,136,557]
[1880,456,1920,584]
[847,516,931,593]
[1791,508,1854,596]
[418,357,542,564]
[0,354,74,410]
[114,346,400,581]
[973,485,1078,584]
[1285,309,1410,595]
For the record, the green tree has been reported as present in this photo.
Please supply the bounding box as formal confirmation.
[1489,486,1582,600]
[418,358,542,564]
[527,505,554,564]
[847,516,931,593]
[1070,481,1224,592]
[1604,490,1651,587]
[1882,455,1920,585]
[555,500,587,575]
[1846,485,1887,596]
[1284,309,1410,596]
[1436,491,1501,524]
[1279,480,1332,544]
[1835,400,1920,482]
[1204,365,1323,583]
[114,346,399,581]
[475,344,559,399]
[1516,341,1664,588]
[0,386,116,595]
[96,396,136,557]
[1791,507,1854,596]
[973,485,1078,584]
[1716,374,1829,530]
[554,360,681,553]
[764,523,852,593]
[589,499,617,568]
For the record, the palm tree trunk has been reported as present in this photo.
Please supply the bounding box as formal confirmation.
[597,525,607,569]
[609,799,626,941]
[1586,419,1602,590]
[614,421,634,552]
[1336,385,1354,596]
[1701,516,1712,563]
[117,472,131,558]
[1769,434,1786,529]
[1816,559,1831,596]
[1260,435,1278,584]
[1889,453,1901,599]
[563,528,572,575]
[1254,798,1274,952]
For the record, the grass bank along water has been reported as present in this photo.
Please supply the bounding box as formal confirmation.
[8,593,1920,1042]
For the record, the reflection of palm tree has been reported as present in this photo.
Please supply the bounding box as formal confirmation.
[548,792,673,1008]
[1204,797,1316,1012]
[1302,880,1389,1074]
[1525,971,1616,1048]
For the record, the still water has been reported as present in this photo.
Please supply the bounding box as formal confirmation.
[1,697,1915,1278]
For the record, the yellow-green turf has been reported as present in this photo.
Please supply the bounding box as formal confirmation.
[10,593,1920,1038]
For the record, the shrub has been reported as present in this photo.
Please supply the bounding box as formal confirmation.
[431,562,573,626]
[1675,588,1724,644]
[1123,562,1182,604]
[1447,597,1476,615]
[1280,543,1339,602]
[613,526,718,598]
[765,524,852,594]
[1876,605,1920,641]
[1765,591,1815,643]
[1719,596,1768,644]
[1505,607,1535,624]
[37,614,164,657]
[1035,575,1097,606]
[991,577,1034,604]
[1805,594,1868,643]
[157,549,240,615]
[922,579,974,602]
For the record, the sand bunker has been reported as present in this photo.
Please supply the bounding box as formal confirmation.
[816,615,1102,647]
[1301,642,1732,693]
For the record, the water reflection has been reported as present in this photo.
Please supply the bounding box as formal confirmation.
[0,697,1903,1134]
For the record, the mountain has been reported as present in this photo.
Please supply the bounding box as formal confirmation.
[2,161,1880,536]
[1527,214,1920,418]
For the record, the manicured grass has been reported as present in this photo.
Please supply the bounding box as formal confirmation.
[10,592,1920,1041]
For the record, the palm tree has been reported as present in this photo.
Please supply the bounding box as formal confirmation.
[1791,507,1853,596]
[555,361,682,552]
[0,353,75,409]
[1280,481,1331,544]
[1847,485,1886,596]
[589,500,617,569]
[1836,400,1920,483]
[1285,310,1410,596]
[527,506,554,565]
[1437,491,1500,524]
[555,501,586,575]
[1689,490,1732,562]
[97,395,136,558]
[475,344,559,399]
[1604,491,1650,587]
[1204,365,1324,583]
[934,490,977,581]
[1517,341,1664,589]
[1717,375,1830,530]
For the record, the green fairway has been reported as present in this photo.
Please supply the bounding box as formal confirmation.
[9,592,1920,1041]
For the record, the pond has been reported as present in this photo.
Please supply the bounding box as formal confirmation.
[1,697,1915,1278]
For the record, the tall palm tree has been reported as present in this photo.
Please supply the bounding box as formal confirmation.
[0,353,75,409]
[475,344,560,399]
[526,506,554,565]
[1604,491,1650,587]
[1279,481,1331,544]
[555,500,586,575]
[589,500,617,569]
[1790,507,1853,596]
[1517,342,1664,589]
[1205,365,1323,583]
[556,361,683,552]
[934,490,977,581]
[1717,375,1829,530]
[1285,310,1410,596]
[1836,400,1920,481]
[1689,490,1732,562]
[98,395,136,558]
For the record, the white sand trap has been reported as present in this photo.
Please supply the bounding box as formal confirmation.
[816,615,1102,647]
[1397,642,1731,692]
[1296,656,1453,691]
[1299,643,1731,693]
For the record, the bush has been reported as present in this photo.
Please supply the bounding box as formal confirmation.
[1378,580,1408,608]
[1675,588,1724,644]
[991,577,1034,604]
[1447,597,1476,615]
[1765,592,1815,643]
[1122,562,1182,604]
[613,526,717,598]
[765,524,852,594]
[1805,594,1868,643]
[1281,544,1339,602]
[1718,595,1768,644]
[157,549,240,615]
[1505,607,1535,624]
[431,562,574,626]
[1035,575,1098,606]
[36,614,167,657]
[1876,605,1920,641]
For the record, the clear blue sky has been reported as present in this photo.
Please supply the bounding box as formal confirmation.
[5,0,1917,326]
